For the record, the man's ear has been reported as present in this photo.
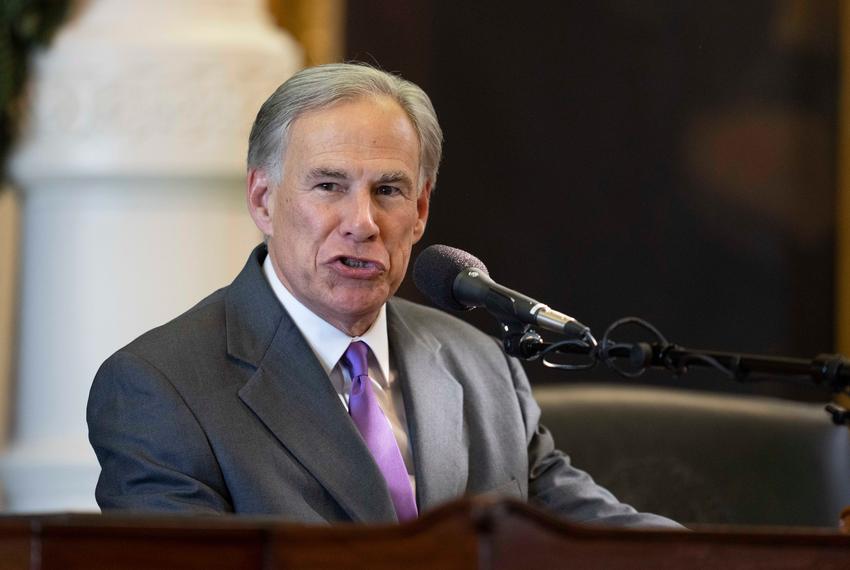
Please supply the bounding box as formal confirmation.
[247,169,275,236]
[412,181,432,243]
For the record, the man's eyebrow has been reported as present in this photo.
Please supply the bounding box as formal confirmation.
[376,171,413,186]
[307,168,349,180]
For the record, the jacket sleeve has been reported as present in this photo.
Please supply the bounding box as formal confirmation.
[87,350,232,513]
[507,355,683,528]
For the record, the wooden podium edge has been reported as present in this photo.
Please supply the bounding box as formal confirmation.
[5,496,850,541]
[3,497,850,569]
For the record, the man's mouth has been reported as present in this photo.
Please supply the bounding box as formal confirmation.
[337,256,384,271]
[341,257,372,269]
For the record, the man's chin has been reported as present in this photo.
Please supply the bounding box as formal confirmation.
[327,292,388,321]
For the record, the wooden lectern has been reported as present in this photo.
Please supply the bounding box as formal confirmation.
[2,498,849,569]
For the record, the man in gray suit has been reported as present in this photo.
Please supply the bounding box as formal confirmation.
[88,63,679,527]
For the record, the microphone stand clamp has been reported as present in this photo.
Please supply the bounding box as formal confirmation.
[500,320,546,360]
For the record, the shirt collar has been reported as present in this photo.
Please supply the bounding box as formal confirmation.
[262,253,390,380]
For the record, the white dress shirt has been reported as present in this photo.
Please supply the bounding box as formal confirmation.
[262,255,416,491]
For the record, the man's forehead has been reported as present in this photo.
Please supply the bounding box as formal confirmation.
[278,96,424,189]
[288,97,418,149]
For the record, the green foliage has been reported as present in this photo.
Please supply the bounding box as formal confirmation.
[1,0,71,180]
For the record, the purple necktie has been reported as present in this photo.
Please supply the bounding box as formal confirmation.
[343,341,418,521]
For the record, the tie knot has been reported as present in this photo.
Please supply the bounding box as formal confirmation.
[343,340,370,378]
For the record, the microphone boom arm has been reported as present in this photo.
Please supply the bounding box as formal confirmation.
[502,315,850,394]
[625,342,850,393]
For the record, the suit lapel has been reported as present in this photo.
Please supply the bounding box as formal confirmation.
[226,246,397,523]
[388,301,468,512]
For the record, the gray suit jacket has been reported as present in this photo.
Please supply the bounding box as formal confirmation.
[87,245,678,527]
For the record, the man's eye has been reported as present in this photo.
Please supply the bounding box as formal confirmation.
[376,185,402,196]
[316,182,340,191]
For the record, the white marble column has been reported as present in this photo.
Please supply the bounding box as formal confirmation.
[0,0,302,512]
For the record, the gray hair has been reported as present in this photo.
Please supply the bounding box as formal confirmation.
[247,63,443,193]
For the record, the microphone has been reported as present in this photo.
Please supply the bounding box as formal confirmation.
[413,244,591,340]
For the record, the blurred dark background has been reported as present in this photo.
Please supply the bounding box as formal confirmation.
[347,1,839,401]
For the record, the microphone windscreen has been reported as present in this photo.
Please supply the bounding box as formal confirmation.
[413,245,489,311]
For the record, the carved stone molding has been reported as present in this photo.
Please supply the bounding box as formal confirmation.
[12,0,302,182]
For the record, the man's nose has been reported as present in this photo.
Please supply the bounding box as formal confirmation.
[341,188,379,241]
